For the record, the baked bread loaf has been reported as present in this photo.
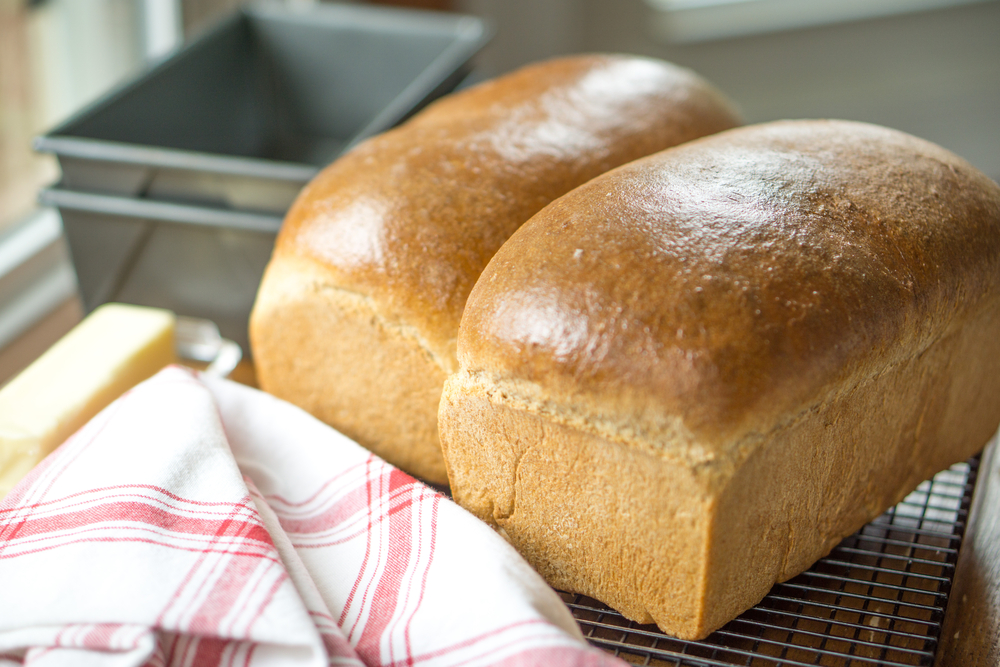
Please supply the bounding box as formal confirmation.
[249,54,741,482]
[439,120,1000,639]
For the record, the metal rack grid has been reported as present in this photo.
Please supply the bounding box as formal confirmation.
[564,457,979,667]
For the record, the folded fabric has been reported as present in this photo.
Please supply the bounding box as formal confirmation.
[0,366,624,667]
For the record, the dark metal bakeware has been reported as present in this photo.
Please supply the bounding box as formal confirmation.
[34,1,490,214]
[40,187,279,353]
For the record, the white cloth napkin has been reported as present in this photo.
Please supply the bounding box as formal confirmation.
[0,366,625,667]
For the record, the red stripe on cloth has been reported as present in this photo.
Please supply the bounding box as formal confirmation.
[241,643,257,667]
[171,498,280,637]
[174,633,196,667]
[318,630,358,663]
[269,456,423,536]
[51,624,73,649]
[308,609,358,659]
[0,534,284,562]
[282,477,427,550]
[383,485,428,666]
[189,636,227,667]
[186,550,284,636]
[339,457,377,630]
[243,569,287,637]
[79,624,121,650]
[155,496,269,631]
[159,631,182,666]
[308,610,335,623]
[403,493,439,662]
[263,460,369,508]
[2,484,257,515]
[0,499,272,545]
[344,458,384,640]
[23,646,53,664]
[354,469,417,664]
[185,636,255,667]
[145,635,167,667]
[0,371,202,541]
[280,482,420,537]
[275,484,371,536]
[0,488,276,571]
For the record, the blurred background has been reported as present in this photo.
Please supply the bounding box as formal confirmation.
[1,0,998,380]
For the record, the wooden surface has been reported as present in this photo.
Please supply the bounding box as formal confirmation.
[936,436,1000,666]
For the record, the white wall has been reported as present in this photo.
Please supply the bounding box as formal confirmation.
[459,0,1000,182]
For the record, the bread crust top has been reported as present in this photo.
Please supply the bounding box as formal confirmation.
[457,120,1000,449]
[273,54,741,367]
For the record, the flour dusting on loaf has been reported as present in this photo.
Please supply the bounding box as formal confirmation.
[250,54,741,482]
[439,119,1000,638]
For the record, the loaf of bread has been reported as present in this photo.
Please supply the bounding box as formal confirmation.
[249,55,741,482]
[439,120,1000,639]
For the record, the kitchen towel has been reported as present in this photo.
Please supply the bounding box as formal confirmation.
[0,366,623,667]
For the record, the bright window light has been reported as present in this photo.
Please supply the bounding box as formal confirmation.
[645,0,995,42]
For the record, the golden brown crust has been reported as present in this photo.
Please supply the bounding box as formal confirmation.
[441,119,1000,638]
[273,54,742,362]
[252,54,742,479]
[441,296,1000,638]
[459,120,1000,446]
[251,256,449,482]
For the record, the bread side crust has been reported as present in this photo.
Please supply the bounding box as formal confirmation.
[250,255,451,483]
[254,56,743,481]
[457,120,1000,447]
[440,297,1000,639]
[439,376,714,638]
[704,296,1000,633]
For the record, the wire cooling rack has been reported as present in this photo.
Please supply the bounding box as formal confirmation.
[564,457,979,667]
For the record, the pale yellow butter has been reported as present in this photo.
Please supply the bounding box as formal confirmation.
[0,303,176,499]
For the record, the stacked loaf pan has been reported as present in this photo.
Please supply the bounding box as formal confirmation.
[36,1,489,353]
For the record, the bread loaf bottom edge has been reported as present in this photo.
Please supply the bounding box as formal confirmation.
[439,299,1000,639]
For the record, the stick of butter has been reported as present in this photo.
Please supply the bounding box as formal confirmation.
[0,303,176,499]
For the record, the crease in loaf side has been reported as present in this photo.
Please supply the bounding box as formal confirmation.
[262,255,458,370]
[438,119,1000,639]
[445,296,986,475]
[250,54,743,483]
[252,255,454,479]
[315,271,457,376]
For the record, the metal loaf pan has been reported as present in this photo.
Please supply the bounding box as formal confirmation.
[40,187,280,353]
[34,2,490,214]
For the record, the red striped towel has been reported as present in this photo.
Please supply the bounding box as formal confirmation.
[0,366,625,667]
